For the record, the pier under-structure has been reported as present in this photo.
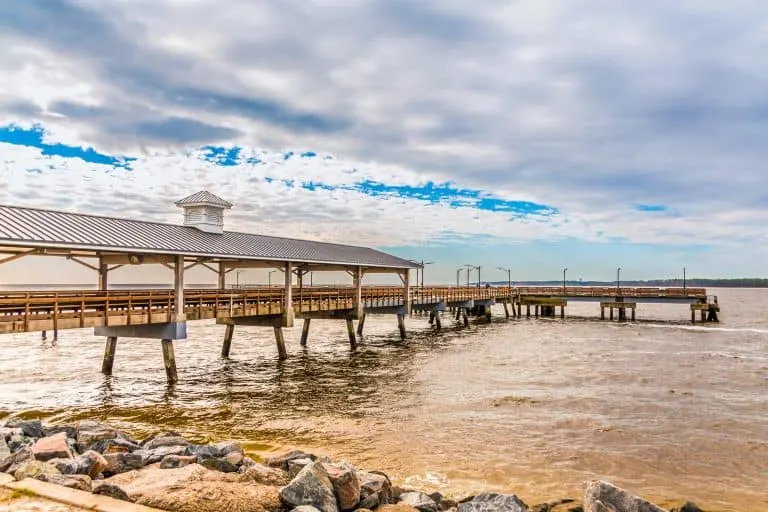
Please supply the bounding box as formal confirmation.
[0,192,422,383]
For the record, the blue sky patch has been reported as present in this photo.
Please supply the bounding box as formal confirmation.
[201,145,240,166]
[0,124,135,168]
[636,204,668,212]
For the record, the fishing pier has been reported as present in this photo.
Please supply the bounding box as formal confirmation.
[0,192,720,383]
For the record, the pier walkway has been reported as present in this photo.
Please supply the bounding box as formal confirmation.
[0,191,720,383]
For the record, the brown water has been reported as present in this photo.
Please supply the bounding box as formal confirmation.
[1,288,766,511]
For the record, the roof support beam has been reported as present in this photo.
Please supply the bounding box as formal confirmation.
[66,255,99,272]
[0,249,39,266]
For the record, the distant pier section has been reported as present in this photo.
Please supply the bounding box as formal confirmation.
[0,191,720,383]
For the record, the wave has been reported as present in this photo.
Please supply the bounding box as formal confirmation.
[642,323,768,335]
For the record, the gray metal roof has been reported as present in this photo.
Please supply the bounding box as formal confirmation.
[0,204,416,269]
[175,191,233,208]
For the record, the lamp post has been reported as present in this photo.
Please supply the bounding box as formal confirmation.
[456,268,463,288]
[683,267,686,290]
[617,267,621,292]
[497,267,512,292]
[464,264,474,286]
[235,270,245,288]
[563,267,568,296]
[268,270,276,287]
[420,260,434,289]
[476,265,482,287]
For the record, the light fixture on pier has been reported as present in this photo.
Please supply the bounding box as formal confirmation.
[496,266,512,291]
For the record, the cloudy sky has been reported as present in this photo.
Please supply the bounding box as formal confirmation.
[1,0,767,285]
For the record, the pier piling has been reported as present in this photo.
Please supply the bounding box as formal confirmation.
[300,318,311,346]
[161,339,178,384]
[356,313,366,336]
[273,327,288,360]
[221,324,234,358]
[102,336,117,375]
[346,317,357,349]
[397,314,407,339]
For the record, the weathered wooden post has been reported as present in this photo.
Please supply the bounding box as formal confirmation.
[601,306,605,320]
[162,254,185,383]
[356,313,366,336]
[610,307,614,321]
[217,262,226,289]
[503,303,510,318]
[102,336,117,375]
[346,317,357,349]
[631,307,636,321]
[161,338,177,383]
[221,324,234,357]
[273,326,287,360]
[300,318,311,346]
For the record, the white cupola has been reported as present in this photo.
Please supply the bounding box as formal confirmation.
[175,190,233,234]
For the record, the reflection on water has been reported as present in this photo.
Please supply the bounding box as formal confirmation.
[1,288,767,511]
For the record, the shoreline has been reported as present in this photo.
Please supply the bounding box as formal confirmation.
[1,417,717,512]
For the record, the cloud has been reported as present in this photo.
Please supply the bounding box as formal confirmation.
[0,0,766,267]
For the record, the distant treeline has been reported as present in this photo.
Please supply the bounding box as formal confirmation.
[490,279,768,288]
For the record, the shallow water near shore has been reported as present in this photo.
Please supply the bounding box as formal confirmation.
[1,288,766,511]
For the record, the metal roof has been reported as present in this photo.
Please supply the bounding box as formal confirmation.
[175,191,233,208]
[0,204,416,269]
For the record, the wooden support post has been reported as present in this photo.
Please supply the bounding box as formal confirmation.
[485,307,492,322]
[218,263,226,290]
[691,309,696,323]
[503,303,510,318]
[397,313,407,339]
[517,303,522,317]
[283,262,294,327]
[300,318,311,346]
[402,270,411,315]
[701,310,706,322]
[462,308,469,327]
[98,258,108,291]
[560,306,565,319]
[631,308,636,321]
[102,336,117,375]
[353,266,363,319]
[601,307,605,320]
[434,311,442,331]
[161,339,178,384]
[356,313,366,336]
[41,330,46,340]
[535,305,539,318]
[526,305,530,318]
[346,317,357,349]
[173,255,185,323]
[610,308,614,321]
[221,324,234,358]
[273,327,288,360]
[455,308,461,321]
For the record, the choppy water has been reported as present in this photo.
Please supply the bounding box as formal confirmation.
[1,288,766,511]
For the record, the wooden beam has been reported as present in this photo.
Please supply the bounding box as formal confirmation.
[0,249,40,266]
[66,256,99,272]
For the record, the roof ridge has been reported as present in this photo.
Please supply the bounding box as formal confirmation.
[175,190,232,208]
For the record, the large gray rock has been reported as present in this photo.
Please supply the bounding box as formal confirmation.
[160,454,197,469]
[89,437,142,454]
[13,460,60,481]
[104,452,146,475]
[5,419,45,439]
[36,472,92,492]
[240,461,290,486]
[31,432,73,461]
[400,491,439,512]
[280,461,339,512]
[324,464,360,511]
[7,433,30,453]
[289,457,314,478]
[136,445,188,464]
[76,420,121,452]
[0,436,10,459]
[266,449,317,471]
[458,493,528,512]
[143,435,190,450]
[358,470,394,506]
[44,424,77,440]
[201,456,240,473]
[1,446,34,474]
[54,449,108,478]
[185,441,244,462]
[584,481,666,512]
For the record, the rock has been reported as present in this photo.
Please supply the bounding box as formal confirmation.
[76,420,121,452]
[359,494,380,510]
[13,460,60,480]
[185,441,244,462]
[55,450,108,479]
[359,470,395,506]
[240,462,290,486]
[1,446,34,474]
[584,481,666,512]
[93,482,134,502]
[224,450,244,466]
[379,506,421,512]
[31,432,73,461]
[104,452,146,475]
[143,435,190,450]
[90,437,142,454]
[289,457,314,478]
[44,424,77,440]
[324,463,360,511]
[266,449,317,471]
[292,507,323,512]
[36,473,92,492]
[530,499,578,512]
[5,419,45,439]
[201,457,240,473]
[0,436,10,459]
[160,454,197,469]
[137,444,188,464]
[672,503,704,512]
[280,461,339,512]
[458,493,528,512]
[103,463,281,512]
[400,491,439,512]
[8,433,30,452]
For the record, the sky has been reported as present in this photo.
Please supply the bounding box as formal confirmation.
[0,0,767,285]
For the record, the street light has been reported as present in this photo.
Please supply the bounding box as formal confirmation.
[456,268,463,288]
[235,270,245,288]
[563,267,568,296]
[268,270,277,287]
[683,267,686,290]
[497,266,512,292]
[464,264,474,286]
[476,265,482,287]
[617,267,621,291]
[420,260,434,289]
